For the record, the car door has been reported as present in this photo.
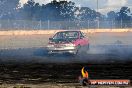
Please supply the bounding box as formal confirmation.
[79,32,89,46]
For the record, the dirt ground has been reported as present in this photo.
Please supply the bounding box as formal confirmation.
[0,32,132,49]
[0,63,131,88]
[0,83,132,88]
[0,32,132,88]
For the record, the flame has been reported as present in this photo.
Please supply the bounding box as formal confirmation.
[81,67,89,78]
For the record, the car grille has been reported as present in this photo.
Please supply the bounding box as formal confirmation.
[54,44,65,48]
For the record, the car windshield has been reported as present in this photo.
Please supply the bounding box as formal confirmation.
[53,31,79,39]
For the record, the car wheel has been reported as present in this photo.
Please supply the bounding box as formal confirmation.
[74,45,81,55]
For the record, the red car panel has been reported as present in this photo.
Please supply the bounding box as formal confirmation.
[46,30,89,54]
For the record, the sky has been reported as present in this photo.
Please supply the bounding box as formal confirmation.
[19,0,132,15]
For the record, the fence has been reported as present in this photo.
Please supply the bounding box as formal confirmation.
[0,20,132,30]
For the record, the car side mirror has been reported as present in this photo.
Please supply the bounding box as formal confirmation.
[49,38,53,40]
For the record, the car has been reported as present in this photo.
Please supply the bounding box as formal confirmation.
[46,30,89,55]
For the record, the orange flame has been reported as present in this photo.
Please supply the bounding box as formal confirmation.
[81,67,89,78]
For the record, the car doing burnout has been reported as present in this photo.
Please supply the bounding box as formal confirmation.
[46,30,89,55]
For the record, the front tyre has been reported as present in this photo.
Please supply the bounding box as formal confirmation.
[73,45,81,55]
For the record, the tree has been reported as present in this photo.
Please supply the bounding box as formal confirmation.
[32,3,41,20]
[116,7,131,28]
[0,0,20,19]
[107,11,117,20]
[59,1,76,20]
[21,0,35,20]
[0,0,104,22]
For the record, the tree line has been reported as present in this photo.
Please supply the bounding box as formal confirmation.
[0,0,132,27]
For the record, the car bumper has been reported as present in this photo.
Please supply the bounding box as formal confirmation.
[46,46,77,54]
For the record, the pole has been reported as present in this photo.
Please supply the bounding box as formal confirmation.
[96,0,99,29]
[121,18,123,28]
[40,20,41,29]
[88,20,89,29]
[97,0,98,12]
[48,20,49,29]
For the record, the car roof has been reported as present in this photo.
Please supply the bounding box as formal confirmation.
[57,30,81,33]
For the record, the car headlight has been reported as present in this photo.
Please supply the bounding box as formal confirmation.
[47,44,54,47]
[65,43,75,47]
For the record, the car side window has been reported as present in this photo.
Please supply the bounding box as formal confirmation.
[80,32,85,38]
[73,32,78,38]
